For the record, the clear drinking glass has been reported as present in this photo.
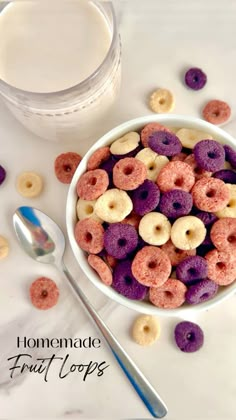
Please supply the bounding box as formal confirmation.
[0,0,121,142]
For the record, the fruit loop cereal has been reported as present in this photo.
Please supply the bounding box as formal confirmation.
[174,321,204,352]
[0,165,6,185]
[184,67,207,90]
[16,171,43,198]
[54,152,82,184]
[132,315,160,346]
[0,235,9,260]
[149,88,175,113]
[88,254,112,286]
[202,100,231,125]
[30,277,59,310]
[77,169,109,200]
[73,122,236,310]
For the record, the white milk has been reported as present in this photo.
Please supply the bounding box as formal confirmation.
[0,0,111,92]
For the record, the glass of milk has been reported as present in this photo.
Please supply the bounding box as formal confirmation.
[0,0,121,141]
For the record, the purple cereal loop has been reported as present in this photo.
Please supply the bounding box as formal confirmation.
[131,180,160,216]
[185,279,218,304]
[193,139,225,172]
[174,321,204,352]
[104,223,138,259]
[159,189,193,218]
[113,260,148,300]
[184,67,207,90]
[148,131,182,156]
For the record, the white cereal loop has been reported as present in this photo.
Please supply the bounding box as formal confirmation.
[0,235,9,260]
[171,216,206,250]
[132,315,160,346]
[215,184,236,218]
[139,212,171,246]
[16,171,43,198]
[76,198,103,223]
[149,88,175,113]
[135,148,169,181]
[94,188,133,223]
[110,132,140,155]
[176,128,213,149]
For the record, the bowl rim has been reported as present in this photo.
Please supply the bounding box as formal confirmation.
[66,114,236,317]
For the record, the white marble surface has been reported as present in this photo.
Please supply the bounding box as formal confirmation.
[0,0,236,419]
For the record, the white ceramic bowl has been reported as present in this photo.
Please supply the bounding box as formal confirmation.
[66,114,236,317]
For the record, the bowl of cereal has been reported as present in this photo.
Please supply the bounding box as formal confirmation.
[66,114,236,316]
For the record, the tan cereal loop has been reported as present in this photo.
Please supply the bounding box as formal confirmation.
[149,278,187,309]
[74,218,104,254]
[132,315,160,346]
[176,128,213,149]
[94,188,133,223]
[140,122,172,147]
[202,100,231,125]
[157,161,195,192]
[131,246,171,287]
[171,216,206,250]
[0,235,9,260]
[215,184,236,218]
[210,217,236,253]
[192,177,230,212]
[161,239,196,266]
[113,157,147,190]
[16,171,43,198]
[76,198,103,223]
[149,88,175,113]
[87,146,110,170]
[139,212,171,246]
[135,148,169,181]
[76,169,109,200]
[88,254,112,286]
[110,132,140,155]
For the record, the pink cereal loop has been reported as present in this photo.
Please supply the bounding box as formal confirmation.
[161,239,196,266]
[113,157,147,190]
[149,278,187,309]
[76,168,109,200]
[157,161,195,192]
[88,254,113,286]
[192,178,230,212]
[171,152,188,162]
[74,218,104,254]
[202,100,231,125]
[121,211,141,229]
[210,217,236,253]
[205,249,236,285]
[105,254,118,269]
[141,123,171,147]
[87,147,111,171]
[131,245,171,287]
[184,154,212,180]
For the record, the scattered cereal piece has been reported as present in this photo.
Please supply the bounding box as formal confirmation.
[88,254,112,286]
[113,260,148,300]
[202,100,231,125]
[0,235,9,260]
[140,122,171,148]
[30,277,59,310]
[139,212,171,246]
[210,217,236,252]
[157,161,195,193]
[176,128,213,149]
[131,246,171,287]
[76,169,109,200]
[132,315,160,346]
[110,132,140,155]
[192,177,230,212]
[76,198,103,223]
[74,218,104,254]
[87,147,110,171]
[94,188,133,223]
[0,165,6,185]
[171,216,206,250]
[54,152,82,184]
[135,148,169,181]
[149,88,175,113]
[113,157,147,190]
[205,249,236,285]
[149,278,187,309]
[174,321,204,352]
[16,171,43,198]
[184,67,207,90]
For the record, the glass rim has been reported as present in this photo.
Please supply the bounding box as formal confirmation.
[0,0,118,102]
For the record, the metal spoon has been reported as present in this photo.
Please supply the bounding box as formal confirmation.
[13,206,168,418]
